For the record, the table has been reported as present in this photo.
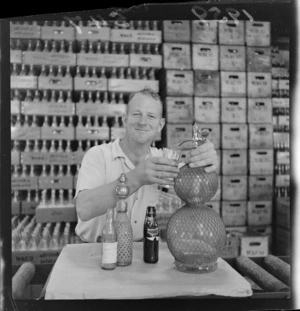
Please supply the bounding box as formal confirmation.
[45,242,252,299]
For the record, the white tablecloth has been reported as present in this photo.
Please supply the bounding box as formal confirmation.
[45,242,252,299]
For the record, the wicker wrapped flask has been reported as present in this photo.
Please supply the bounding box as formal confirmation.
[166,125,226,273]
[115,174,133,267]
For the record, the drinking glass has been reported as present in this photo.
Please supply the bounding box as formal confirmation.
[159,148,181,189]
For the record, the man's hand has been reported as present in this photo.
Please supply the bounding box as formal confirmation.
[185,139,218,173]
[132,156,179,187]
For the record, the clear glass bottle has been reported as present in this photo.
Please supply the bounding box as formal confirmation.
[115,174,133,267]
[101,207,117,270]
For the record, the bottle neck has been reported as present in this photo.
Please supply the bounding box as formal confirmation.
[116,200,128,213]
[106,208,114,221]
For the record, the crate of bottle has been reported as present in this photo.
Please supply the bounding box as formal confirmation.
[21,101,75,116]
[191,20,218,44]
[166,123,193,147]
[194,71,220,97]
[222,149,248,175]
[240,236,269,257]
[11,126,41,140]
[76,102,126,117]
[162,70,194,96]
[245,21,271,46]
[248,175,273,201]
[74,77,107,91]
[38,76,73,90]
[247,47,271,72]
[192,44,219,70]
[108,78,159,93]
[39,176,74,190]
[11,176,39,190]
[194,97,220,123]
[165,97,194,124]
[41,25,75,40]
[163,43,191,69]
[41,127,75,140]
[249,124,273,149]
[221,201,247,226]
[21,152,49,165]
[249,149,274,175]
[247,98,272,123]
[75,26,110,41]
[76,126,110,141]
[129,54,162,68]
[247,73,272,98]
[222,176,248,201]
[220,45,246,71]
[23,51,76,66]
[222,124,248,149]
[218,21,245,45]
[76,53,129,67]
[10,23,41,39]
[11,76,38,89]
[163,20,191,42]
[221,98,247,123]
[221,72,246,97]
[110,29,162,43]
[247,201,272,226]
[35,205,77,223]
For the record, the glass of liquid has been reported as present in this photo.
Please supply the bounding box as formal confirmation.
[159,148,182,190]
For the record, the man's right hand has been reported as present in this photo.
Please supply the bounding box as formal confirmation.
[132,156,180,187]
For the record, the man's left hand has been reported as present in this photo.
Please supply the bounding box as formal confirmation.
[185,139,218,173]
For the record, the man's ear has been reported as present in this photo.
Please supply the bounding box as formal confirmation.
[158,118,165,132]
[122,114,127,126]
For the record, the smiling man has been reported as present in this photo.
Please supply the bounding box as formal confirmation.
[75,88,218,242]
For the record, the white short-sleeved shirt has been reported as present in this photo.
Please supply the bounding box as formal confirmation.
[75,138,162,242]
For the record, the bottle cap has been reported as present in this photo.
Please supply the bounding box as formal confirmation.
[146,206,156,216]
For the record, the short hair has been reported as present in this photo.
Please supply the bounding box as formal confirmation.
[128,87,162,104]
[127,87,163,116]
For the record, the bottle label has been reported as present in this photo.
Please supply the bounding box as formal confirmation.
[102,242,117,264]
[146,227,159,237]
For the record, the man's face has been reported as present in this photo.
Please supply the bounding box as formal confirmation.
[123,93,165,144]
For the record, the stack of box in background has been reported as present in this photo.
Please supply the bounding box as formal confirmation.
[157,21,194,240]
[10,20,290,262]
[192,20,221,209]
[10,20,163,264]
[162,21,194,148]
[271,40,290,255]
[244,21,273,257]
[159,20,276,258]
[218,21,248,258]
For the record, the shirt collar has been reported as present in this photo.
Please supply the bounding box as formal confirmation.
[111,137,154,160]
[111,137,126,159]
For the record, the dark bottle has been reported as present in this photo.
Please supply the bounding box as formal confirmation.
[143,206,159,263]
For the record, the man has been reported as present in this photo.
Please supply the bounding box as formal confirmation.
[75,88,218,242]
